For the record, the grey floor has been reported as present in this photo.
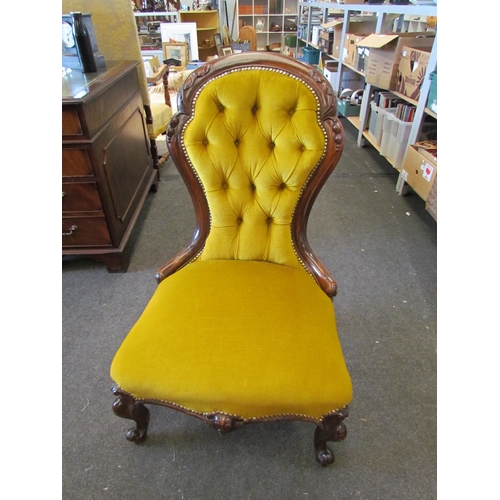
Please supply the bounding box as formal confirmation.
[62,119,437,499]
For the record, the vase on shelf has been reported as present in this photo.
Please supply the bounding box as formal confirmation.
[256,18,265,32]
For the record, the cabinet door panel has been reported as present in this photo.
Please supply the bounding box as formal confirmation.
[101,106,151,223]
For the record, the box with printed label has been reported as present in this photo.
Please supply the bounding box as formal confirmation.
[396,46,431,100]
[357,33,434,90]
[400,144,437,201]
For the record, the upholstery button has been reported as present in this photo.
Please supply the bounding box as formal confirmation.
[300,144,306,152]
[289,108,295,115]
[250,183,256,191]
[221,181,228,189]
[269,142,275,149]
[266,216,273,225]
[251,105,258,115]
[236,217,243,225]
[279,182,287,190]
[202,138,209,146]
[218,104,224,112]
[234,139,239,146]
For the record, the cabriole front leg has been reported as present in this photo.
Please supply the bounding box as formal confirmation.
[314,407,348,467]
[111,386,150,444]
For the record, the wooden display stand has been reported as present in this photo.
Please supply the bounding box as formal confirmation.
[179,10,219,61]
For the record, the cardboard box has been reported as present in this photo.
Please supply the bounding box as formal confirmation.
[400,144,437,201]
[353,45,370,73]
[357,33,435,90]
[318,30,334,54]
[323,61,364,91]
[344,33,367,66]
[396,46,431,100]
[320,16,386,60]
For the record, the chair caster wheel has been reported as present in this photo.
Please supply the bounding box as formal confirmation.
[316,448,335,467]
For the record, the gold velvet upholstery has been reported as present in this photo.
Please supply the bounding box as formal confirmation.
[110,53,352,466]
[62,0,173,168]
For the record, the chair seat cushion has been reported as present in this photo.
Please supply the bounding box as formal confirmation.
[110,260,352,420]
[147,98,173,138]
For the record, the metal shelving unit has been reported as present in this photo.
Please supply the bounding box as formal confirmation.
[298,2,437,189]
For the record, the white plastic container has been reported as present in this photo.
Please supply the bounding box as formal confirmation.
[386,115,412,170]
[369,102,397,146]
[379,112,394,157]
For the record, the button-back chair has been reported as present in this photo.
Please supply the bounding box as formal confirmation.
[110,53,352,466]
[62,0,175,171]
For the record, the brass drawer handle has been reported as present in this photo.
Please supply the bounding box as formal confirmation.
[62,191,66,197]
[62,225,78,236]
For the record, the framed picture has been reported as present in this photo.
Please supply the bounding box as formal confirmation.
[160,22,199,61]
[213,33,223,57]
[222,46,233,56]
[162,42,189,67]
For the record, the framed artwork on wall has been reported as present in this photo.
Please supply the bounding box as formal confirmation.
[213,33,223,57]
[162,42,189,67]
[160,22,199,61]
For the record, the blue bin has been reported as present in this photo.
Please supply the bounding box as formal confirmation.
[302,47,320,65]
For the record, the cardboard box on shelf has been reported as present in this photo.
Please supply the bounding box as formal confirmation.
[400,144,437,201]
[324,61,364,91]
[353,45,370,73]
[344,33,367,66]
[320,16,393,60]
[318,30,334,54]
[396,46,431,100]
[357,33,435,90]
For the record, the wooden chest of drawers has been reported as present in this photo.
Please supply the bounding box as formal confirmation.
[62,60,158,271]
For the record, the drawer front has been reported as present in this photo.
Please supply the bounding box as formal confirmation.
[62,109,83,136]
[62,216,112,247]
[62,148,93,177]
[62,182,103,213]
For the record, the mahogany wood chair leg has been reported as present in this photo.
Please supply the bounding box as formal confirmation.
[313,408,348,467]
[150,139,160,172]
[112,386,150,444]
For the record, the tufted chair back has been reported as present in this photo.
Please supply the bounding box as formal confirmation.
[164,53,344,296]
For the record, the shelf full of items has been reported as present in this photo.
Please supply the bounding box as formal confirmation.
[133,0,180,59]
[297,2,437,205]
[237,0,300,50]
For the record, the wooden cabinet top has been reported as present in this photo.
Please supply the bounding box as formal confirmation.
[62,60,139,105]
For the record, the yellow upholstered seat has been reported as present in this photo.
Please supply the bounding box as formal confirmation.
[110,53,351,466]
[111,260,352,420]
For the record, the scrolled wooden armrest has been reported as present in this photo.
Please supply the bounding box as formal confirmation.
[147,64,171,107]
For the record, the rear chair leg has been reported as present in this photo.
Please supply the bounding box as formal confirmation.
[112,386,150,444]
[314,407,348,466]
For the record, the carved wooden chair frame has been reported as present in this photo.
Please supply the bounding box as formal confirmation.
[112,53,348,466]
